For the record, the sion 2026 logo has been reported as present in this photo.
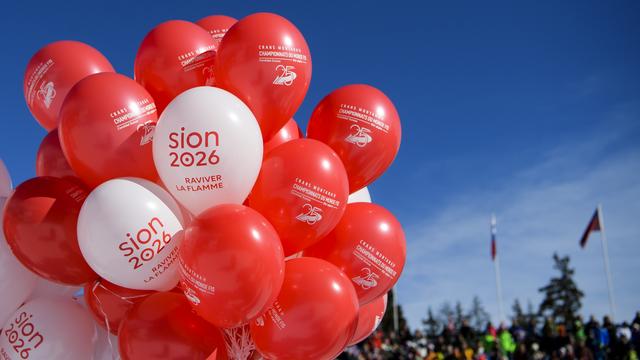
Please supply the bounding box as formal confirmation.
[119,217,172,270]
[168,128,220,167]
[3,311,44,359]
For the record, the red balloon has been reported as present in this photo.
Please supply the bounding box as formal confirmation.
[247,139,349,256]
[58,72,159,188]
[216,13,312,140]
[196,15,238,49]
[85,278,153,335]
[307,84,402,192]
[179,204,285,328]
[36,129,76,179]
[134,20,216,113]
[119,292,228,360]
[348,293,388,346]
[304,203,406,305]
[250,257,359,360]
[263,118,303,154]
[2,177,96,285]
[23,40,114,131]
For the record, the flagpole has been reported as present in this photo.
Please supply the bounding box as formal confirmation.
[597,204,616,321]
[494,257,506,324]
[392,286,399,333]
[491,214,506,324]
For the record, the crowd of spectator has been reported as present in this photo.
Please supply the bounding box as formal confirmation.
[340,312,640,360]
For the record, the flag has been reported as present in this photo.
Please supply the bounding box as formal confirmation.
[491,235,497,260]
[580,208,601,248]
[491,214,497,260]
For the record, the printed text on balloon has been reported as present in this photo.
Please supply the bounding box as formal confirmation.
[168,128,220,167]
[2,311,44,359]
[118,217,172,270]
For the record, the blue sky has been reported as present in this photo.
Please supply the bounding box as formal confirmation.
[1,1,639,329]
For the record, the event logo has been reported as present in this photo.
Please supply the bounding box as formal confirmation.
[111,98,156,131]
[202,65,215,86]
[295,204,323,225]
[273,65,297,86]
[3,311,45,359]
[184,287,201,305]
[345,124,373,147]
[352,267,379,290]
[118,217,172,270]
[137,121,156,146]
[168,128,220,167]
[36,81,56,109]
[181,48,215,72]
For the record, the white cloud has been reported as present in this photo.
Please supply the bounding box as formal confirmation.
[397,118,640,329]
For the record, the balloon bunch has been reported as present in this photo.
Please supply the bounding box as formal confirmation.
[1,11,405,360]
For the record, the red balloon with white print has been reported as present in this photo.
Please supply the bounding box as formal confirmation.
[119,292,228,360]
[303,203,406,305]
[36,129,76,179]
[2,177,96,285]
[307,84,402,192]
[263,118,303,154]
[196,15,238,49]
[250,257,359,360]
[247,139,349,256]
[179,204,285,328]
[23,40,114,131]
[216,13,312,140]
[348,293,388,345]
[58,73,159,188]
[134,20,216,113]
[84,278,153,335]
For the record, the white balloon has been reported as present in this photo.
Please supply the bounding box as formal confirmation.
[347,187,372,204]
[78,178,184,291]
[0,197,38,327]
[153,86,263,215]
[0,297,96,360]
[0,159,12,197]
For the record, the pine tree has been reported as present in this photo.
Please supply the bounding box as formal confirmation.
[454,301,466,327]
[380,290,407,333]
[525,300,538,328]
[422,307,441,337]
[511,299,525,325]
[467,296,490,331]
[439,301,455,326]
[538,253,584,329]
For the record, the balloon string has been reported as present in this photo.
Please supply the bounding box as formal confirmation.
[96,282,147,304]
[91,281,119,360]
[223,326,256,360]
